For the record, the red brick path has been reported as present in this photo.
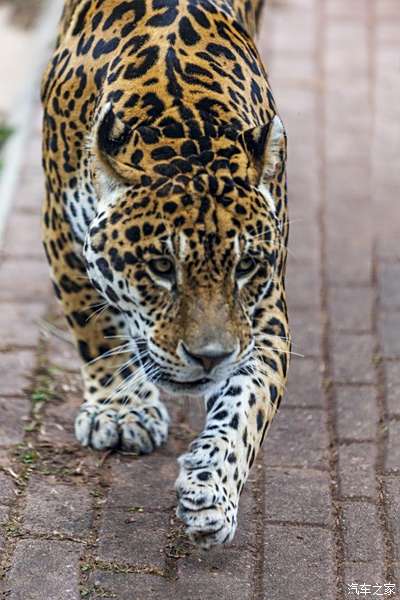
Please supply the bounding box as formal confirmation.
[1,1,400,598]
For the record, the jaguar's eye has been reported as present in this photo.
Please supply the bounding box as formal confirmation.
[236,256,257,279]
[148,257,175,279]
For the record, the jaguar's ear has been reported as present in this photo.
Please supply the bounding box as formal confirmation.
[92,103,140,193]
[239,115,286,186]
[96,102,131,160]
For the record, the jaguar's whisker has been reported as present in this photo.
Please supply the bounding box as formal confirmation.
[83,343,131,367]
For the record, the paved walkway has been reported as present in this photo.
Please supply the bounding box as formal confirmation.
[0,1,400,599]
[0,2,41,116]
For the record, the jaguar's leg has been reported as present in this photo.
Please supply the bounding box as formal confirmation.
[43,227,169,453]
[76,337,170,453]
[175,331,289,548]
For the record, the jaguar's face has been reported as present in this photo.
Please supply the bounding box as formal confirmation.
[84,105,286,395]
[85,181,282,396]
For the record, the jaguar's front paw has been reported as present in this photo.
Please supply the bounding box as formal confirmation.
[175,453,238,549]
[74,400,170,453]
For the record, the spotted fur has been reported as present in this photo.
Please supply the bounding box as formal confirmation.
[41,0,290,548]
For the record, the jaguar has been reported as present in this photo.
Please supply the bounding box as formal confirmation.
[41,0,290,548]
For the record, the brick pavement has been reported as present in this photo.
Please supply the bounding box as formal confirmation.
[0,1,399,598]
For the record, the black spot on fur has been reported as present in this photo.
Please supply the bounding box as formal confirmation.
[72,1,91,36]
[179,16,200,45]
[126,226,141,242]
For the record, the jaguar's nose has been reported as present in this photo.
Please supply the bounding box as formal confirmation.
[181,343,236,373]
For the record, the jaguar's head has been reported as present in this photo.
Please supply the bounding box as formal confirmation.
[84,104,287,396]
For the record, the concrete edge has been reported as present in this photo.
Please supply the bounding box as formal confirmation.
[0,0,64,246]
